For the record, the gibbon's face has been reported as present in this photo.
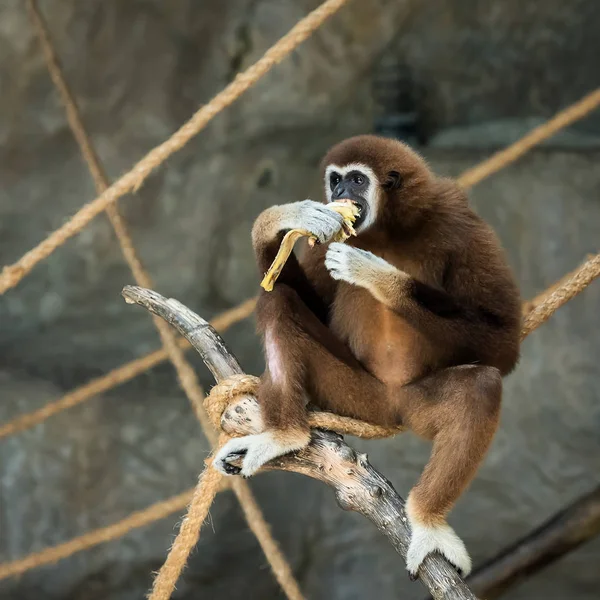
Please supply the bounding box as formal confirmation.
[324,163,380,231]
[321,136,420,233]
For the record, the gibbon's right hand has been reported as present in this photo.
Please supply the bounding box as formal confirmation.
[280,200,345,244]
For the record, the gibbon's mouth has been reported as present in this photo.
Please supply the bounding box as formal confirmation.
[338,198,367,229]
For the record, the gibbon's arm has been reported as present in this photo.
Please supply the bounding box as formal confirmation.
[252,201,344,322]
[325,243,514,352]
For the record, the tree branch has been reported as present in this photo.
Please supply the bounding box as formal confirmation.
[122,285,477,600]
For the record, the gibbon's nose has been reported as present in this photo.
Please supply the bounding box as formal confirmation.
[333,181,349,200]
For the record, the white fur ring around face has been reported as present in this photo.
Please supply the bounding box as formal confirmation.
[405,520,472,579]
[213,431,308,478]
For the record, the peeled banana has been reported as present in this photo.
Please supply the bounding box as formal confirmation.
[260,201,359,292]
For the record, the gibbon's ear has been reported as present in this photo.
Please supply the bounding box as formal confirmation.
[383,170,403,191]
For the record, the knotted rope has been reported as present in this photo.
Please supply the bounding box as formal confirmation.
[204,374,406,439]
[145,375,404,597]
[145,377,404,598]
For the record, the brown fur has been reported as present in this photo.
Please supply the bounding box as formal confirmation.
[251,135,521,525]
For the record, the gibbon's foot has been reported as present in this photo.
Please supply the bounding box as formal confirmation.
[220,452,245,475]
[405,519,472,580]
[213,430,310,477]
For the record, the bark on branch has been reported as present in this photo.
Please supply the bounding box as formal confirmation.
[121,285,478,600]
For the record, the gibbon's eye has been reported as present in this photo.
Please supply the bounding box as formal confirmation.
[352,173,365,186]
[383,170,403,191]
[330,172,341,190]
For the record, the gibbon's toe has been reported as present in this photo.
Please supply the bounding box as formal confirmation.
[213,438,250,476]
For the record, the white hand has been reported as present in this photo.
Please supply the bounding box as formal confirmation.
[280,200,345,244]
[325,242,396,287]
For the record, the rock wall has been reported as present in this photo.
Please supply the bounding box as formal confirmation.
[1,1,599,599]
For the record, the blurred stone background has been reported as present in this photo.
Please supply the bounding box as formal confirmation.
[1,0,599,598]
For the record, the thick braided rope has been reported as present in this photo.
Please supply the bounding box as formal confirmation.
[204,374,405,439]
[148,457,224,600]
[521,253,600,339]
[456,89,600,189]
[0,0,350,295]
[0,489,194,581]
[205,250,600,437]
[25,3,303,599]
[148,371,403,600]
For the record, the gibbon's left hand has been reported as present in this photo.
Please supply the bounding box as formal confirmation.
[325,242,402,289]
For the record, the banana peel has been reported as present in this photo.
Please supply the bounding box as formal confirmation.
[260,201,360,292]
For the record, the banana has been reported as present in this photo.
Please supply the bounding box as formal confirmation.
[260,201,360,292]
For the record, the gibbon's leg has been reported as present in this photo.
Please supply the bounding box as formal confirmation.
[297,360,501,578]
[213,283,390,477]
[399,364,502,578]
[258,284,394,421]
[213,287,499,579]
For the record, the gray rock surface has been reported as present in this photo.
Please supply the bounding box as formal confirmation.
[1,1,599,599]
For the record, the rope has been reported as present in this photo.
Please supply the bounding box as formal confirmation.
[0,489,193,581]
[0,297,256,440]
[0,0,350,295]
[24,4,303,599]
[203,253,600,441]
[457,88,600,188]
[148,459,224,600]
[204,374,404,439]
[151,378,396,600]
[521,253,600,339]
[149,372,402,600]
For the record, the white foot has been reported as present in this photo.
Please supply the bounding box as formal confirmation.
[406,520,472,579]
[213,430,309,477]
